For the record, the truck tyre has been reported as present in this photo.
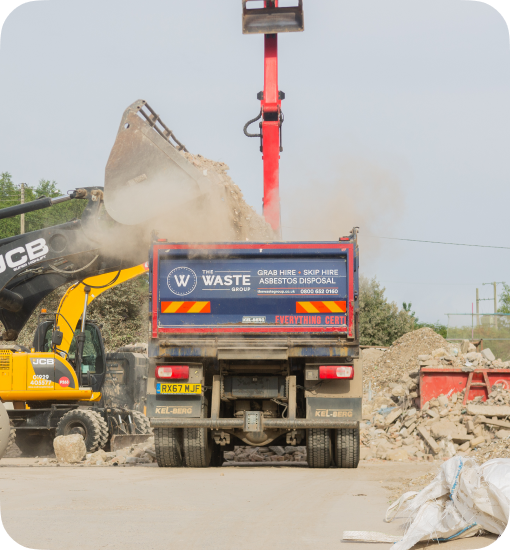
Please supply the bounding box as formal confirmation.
[334,427,360,468]
[155,427,183,467]
[15,431,54,457]
[55,409,103,453]
[306,429,332,468]
[131,411,152,434]
[183,428,211,467]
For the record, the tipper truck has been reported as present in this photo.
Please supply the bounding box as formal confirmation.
[148,230,361,468]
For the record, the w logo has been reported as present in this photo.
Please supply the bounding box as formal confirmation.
[174,274,190,287]
[167,267,197,296]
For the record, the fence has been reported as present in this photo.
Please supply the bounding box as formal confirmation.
[447,313,510,361]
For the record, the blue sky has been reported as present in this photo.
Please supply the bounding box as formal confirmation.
[0,0,509,323]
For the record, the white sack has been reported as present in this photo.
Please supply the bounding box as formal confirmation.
[387,456,510,550]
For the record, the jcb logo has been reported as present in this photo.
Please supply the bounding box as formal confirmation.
[33,358,54,365]
[0,238,48,273]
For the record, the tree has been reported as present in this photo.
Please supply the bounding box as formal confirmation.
[498,283,510,314]
[402,300,447,338]
[0,174,86,239]
[359,276,415,346]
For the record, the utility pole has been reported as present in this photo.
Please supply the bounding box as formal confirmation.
[20,183,25,234]
[482,281,505,328]
[476,288,480,326]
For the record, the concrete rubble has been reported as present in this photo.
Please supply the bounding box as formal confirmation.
[223,446,307,463]
[53,434,86,464]
[362,328,510,465]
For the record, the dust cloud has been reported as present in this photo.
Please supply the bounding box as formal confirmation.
[152,153,274,243]
[281,158,405,252]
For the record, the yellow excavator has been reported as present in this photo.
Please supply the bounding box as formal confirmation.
[0,264,151,456]
[0,98,218,458]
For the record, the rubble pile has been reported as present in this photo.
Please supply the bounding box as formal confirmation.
[223,446,307,463]
[361,327,510,464]
[363,328,460,395]
[27,437,158,466]
[362,385,510,463]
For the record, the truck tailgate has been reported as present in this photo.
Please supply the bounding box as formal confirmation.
[151,242,356,337]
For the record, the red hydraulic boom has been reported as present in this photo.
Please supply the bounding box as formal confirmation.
[242,1,304,237]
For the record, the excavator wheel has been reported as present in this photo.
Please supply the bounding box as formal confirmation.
[0,401,10,459]
[131,411,152,434]
[89,411,109,449]
[56,409,105,453]
[15,430,54,457]
[306,429,332,468]
[6,428,16,455]
[154,428,183,467]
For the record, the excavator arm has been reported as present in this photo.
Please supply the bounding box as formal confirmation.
[0,188,148,340]
[51,263,148,355]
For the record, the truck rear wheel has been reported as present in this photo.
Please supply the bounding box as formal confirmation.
[334,427,360,468]
[306,429,332,468]
[55,409,104,453]
[154,427,183,467]
[183,427,212,467]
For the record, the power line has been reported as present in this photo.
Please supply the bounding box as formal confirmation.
[369,236,510,250]
[380,281,479,286]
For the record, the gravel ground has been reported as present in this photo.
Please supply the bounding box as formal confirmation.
[0,459,498,550]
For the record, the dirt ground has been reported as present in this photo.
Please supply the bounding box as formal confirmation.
[0,460,499,550]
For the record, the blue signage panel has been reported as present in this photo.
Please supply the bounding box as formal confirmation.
[158,255,349,329]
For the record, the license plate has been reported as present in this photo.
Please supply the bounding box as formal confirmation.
[156,383,202,395]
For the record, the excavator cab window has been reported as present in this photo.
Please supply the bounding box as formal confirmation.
[68,322,105,376]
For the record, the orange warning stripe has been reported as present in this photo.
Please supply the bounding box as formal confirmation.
[161,301,211,313]
[296,301,346,314]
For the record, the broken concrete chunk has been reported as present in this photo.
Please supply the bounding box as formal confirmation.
[385,408,402,425]
[391,385,406,397]
[495,430,510,440]
[458,441,470,452]
[470,435,485,448]
[431,348,447,358]
[417,426,440,454]
[481,418,510,429]
[467,405,510,418]
[53,435,86,464]
[437,395,449,407]
[481,349,496,362]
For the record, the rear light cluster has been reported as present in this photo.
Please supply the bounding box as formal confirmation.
[319,366,354,379]
[155,366,189,380]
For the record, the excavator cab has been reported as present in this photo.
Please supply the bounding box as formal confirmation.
[33,321,106,394]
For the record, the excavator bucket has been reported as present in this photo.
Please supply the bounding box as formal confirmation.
[104,100,212,226]
[242,0,304,35]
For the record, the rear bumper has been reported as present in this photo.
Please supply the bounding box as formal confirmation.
[150,418,359,429]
